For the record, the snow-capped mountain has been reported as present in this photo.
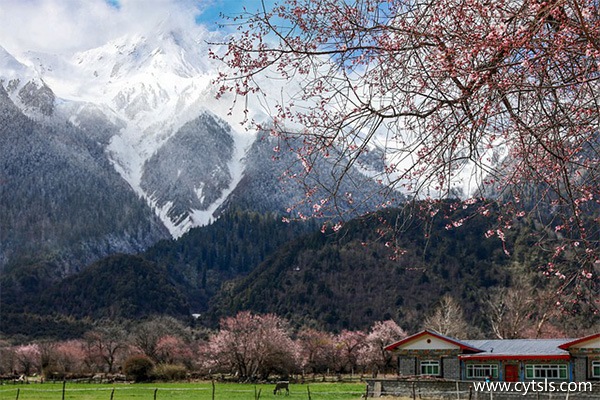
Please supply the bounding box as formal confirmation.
[3,27,255,238]
[0,45,55,116]
[0,26,388,273]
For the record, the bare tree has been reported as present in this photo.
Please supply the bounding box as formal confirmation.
[484,286,538,339]
[0,342,17,375]
[423,294,476,339]
[83,326,127,373]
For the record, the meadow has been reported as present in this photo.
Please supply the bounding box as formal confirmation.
[0,381,368,400]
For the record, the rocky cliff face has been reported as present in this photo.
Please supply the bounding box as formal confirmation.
[222,132,394,220]
[141,113,237,233]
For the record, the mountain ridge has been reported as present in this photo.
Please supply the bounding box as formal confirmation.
[0,31,391,275]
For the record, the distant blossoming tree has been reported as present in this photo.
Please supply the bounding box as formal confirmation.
[296,328,338,374]
[359,320,406,374]
[14,344,40,375]
[130,316,189,363]
[335,329,367,373]
[205,311,297,379]
[155,335,195,366]
[212,0,600,310]
[53,340,87,375]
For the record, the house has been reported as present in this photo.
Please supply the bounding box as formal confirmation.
[385,330,600,382]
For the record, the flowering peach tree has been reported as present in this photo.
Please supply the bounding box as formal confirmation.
[205,311,297,379]
[212,0,600,310]
[358,320,406,373]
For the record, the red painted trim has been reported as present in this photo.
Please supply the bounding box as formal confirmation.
[558,333,600,350]
[459,354,571,361]
[385,330,483,353]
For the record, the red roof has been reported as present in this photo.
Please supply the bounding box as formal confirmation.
[385,329,483,353]
[558,333,600,350]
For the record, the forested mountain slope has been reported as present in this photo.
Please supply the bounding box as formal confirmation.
[0,210,314,337]
[3,205,593,340]
[0,84,168,277]
[207,206,515,332]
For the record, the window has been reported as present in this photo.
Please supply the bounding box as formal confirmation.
[592,361,600,378]
[420,360,440,376]
[466,364,499,379]
[525,364,568,380]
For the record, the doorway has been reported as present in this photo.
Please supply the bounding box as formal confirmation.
[504,364,519,382]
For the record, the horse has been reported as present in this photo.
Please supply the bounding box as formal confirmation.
[273,381,289,395]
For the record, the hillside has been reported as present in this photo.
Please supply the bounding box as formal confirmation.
[0,84,169,276]
[142,209,317,312]
[0,210,315,338]
[206,205,515,332]
[0,254,190,338]
[4,204,596,340]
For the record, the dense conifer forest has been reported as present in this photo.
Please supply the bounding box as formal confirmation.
[2,204,596,340]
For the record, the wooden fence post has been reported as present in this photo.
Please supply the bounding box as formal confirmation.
[212,380,216,400]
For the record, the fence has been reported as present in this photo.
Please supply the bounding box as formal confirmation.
[365,379,600,400]
[0,380,368,399]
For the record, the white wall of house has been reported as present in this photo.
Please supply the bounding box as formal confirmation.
[568,337,600,349]
[401,335,462,350]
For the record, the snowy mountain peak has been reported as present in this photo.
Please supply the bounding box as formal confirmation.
[72,29,205,82]
[0,45,56,116]
[1,28,251,238]
[0,45,30,78]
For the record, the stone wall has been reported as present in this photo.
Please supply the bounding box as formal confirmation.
[573,357,587,381]
[399,356,417,376]
[442,357,461,380]
[365,379,600,399]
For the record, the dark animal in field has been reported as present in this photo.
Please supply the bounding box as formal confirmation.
[273,381,289,395]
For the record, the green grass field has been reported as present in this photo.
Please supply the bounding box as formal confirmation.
[0,381,368,400]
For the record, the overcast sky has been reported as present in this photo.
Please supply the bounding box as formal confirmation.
[0,0,255,55]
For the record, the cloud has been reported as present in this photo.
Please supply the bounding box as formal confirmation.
[0,0,211,55]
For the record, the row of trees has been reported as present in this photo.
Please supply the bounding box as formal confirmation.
[422,286,569,341]
[2,283,587,381]
[0,313,406,381]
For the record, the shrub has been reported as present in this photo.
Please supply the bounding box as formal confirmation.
[123,355,154,382]
[152,364,187,381]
